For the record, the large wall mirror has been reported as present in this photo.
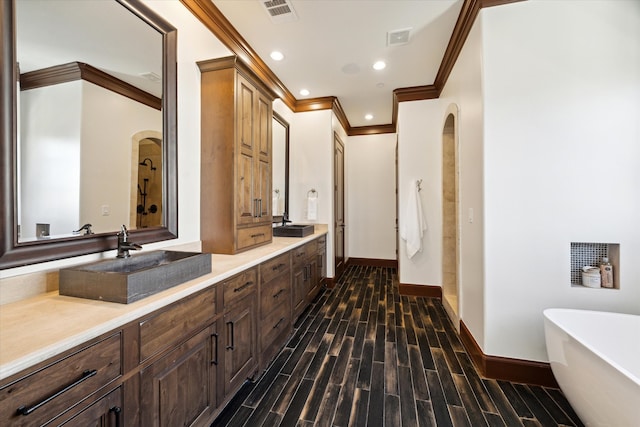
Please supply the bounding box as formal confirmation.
[272,112,289,223]
[0,0,177,269]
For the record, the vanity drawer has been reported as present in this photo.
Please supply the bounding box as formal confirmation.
[139,287,216,362]
[260,252,290,284]
[223,267,257,307]
[292,240,318,267]
[260,273,291,317]
[0,332,121,427]
[260,298,291,350]
[237,224,272,251]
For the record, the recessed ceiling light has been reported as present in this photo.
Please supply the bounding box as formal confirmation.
[270,51,284,61]
[373,61,386,70]
[365,114,373,121]
[299,89,310,96]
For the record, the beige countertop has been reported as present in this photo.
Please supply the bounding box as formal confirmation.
[0,226,327,381]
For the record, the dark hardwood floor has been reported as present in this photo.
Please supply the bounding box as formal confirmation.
[212,265,583,427]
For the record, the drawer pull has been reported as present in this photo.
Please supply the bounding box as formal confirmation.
[211,333,219,365]
[250,233,265,238]
[233,281,253,293]
[272,263,286,271]
[296,252,305,258]
[273,318,285,329]
[17,369,97,416]
[273,288,285,299]
[110,406,122,427]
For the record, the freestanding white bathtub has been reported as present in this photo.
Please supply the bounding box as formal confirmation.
[543,308,640,426]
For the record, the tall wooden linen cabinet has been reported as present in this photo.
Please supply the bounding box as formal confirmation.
[198,56,275,254]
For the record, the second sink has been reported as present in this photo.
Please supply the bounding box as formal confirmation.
[273,224,315,238]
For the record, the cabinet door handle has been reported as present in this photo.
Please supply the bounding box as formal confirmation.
[17,369,97,416]
[250,233,265,239]
[258,198,262,217]
[273,317,285,329]
[211,333,219,365]
[273,288,285,299]
[110,406,122,427]
[226,321,235,350]
[233,280,253,293]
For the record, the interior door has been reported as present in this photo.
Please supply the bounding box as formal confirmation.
[334,134,345,280]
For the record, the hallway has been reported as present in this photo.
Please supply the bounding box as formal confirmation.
[212,265,583,427]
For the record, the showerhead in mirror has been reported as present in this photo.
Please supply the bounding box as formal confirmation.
[139,158,156,170]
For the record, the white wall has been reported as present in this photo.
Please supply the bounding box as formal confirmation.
[481,0,640,361]
[397,100,445,286]
[19,81,82,239]
[346,133,396,260]
[289,109,335,276]
[439,16,486,349]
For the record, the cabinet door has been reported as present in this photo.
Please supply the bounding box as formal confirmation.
[140,325,218,427]
[223,296,257,396]
[253,90,272,222]
[292,266,307,320]
[306,259,320,302]
[58,387,122,427]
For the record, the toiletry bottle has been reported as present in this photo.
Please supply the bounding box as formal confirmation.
[600,257,614,288]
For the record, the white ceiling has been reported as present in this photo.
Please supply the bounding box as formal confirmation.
[213,0,463,128]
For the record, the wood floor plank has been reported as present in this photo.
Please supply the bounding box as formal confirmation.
[544,387,584,427]
[455,351,497,413]
[368,362,385,427]
[245,348,292,407]
[528,385,576,426]
[273,352,313,414]
[416,399,437,427]
[384,341,399,395]
[496,380,534,419]
[408,345,430,401]
[481,379,525,427]
[513,383,557,427]
[425,369,454,427]
[356,339,374,390]
[330,336,353,385]
[385,394,401,427]
[452,373,489,427]
[398,365,418,426]
[300,355,336,422]
[333,358,361,427]
[245,374,289,426]
[315,383,341,427]
[449,405,471,427]
[279,378,314,426]
[432,348,463,406]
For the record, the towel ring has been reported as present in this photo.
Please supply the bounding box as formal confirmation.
[416,180,423,192]
[307,189,318,198]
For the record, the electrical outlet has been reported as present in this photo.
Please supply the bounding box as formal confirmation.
[468,208,474,223]
[101,205,110,216]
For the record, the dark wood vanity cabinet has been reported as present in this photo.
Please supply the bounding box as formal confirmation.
[220,268,258,396]
[199,56,275,255]
[292,239,324,321]
[258,252,292,370]
[58,387,122,427]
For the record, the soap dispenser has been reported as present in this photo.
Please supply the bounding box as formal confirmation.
[600,257,614,288]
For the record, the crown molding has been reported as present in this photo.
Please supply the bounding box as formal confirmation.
[20,61,161,110]
[180,0,525,136]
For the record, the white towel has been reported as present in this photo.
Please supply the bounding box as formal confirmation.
[400,180,426,258]
[307,194,318,221]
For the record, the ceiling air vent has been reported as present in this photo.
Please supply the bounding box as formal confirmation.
[259,0,298,24]
[387,28,412,46]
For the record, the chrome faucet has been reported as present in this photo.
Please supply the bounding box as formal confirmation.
[73,223,93,235]
[116,225,142,258]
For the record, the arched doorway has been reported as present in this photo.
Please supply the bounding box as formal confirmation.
[442,111,459,326]
[129,130,163,229]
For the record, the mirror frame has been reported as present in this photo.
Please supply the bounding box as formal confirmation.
[0,0,178,269]
[272,111,289,223]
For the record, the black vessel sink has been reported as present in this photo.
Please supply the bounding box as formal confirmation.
[273,224,315,238]
[59,251,212,304]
